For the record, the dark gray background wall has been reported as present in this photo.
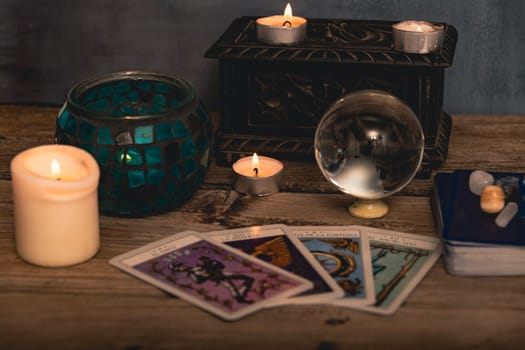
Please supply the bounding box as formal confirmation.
[0,0,523,114]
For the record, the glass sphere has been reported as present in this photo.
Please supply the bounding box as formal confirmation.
[314,90,424,200]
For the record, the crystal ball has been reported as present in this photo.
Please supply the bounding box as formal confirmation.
[314,90,424,200]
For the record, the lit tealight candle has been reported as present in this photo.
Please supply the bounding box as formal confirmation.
[392,20,444,54]
[256,3,307,45]
[232,153,284,196]
[10,145,100,267]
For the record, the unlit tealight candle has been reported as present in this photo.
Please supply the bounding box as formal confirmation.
[392,20,444,54]
[394,21,435,32]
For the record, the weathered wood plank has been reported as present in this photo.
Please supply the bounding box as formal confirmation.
[2,284,524,350]
[443,115,525,172]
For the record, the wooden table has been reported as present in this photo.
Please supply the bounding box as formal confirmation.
[1,105,524,350]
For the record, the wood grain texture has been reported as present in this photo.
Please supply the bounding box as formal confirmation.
[1,106,525,350]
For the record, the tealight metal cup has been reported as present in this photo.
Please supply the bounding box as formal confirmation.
[233,171,283,196]
[256,16,307,45]
[392,21,444,54]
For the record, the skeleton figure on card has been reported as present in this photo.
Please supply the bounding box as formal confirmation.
[135,239,303,311]
[169,256,255,304]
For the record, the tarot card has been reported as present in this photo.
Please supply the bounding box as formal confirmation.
[109,231,313,321]
[289,226,375,306]
[208,225,344,305]
[352,226,442,315]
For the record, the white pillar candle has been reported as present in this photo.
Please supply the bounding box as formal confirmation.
[10,145,100,267]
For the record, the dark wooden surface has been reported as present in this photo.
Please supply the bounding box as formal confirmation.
[1,105,525,350]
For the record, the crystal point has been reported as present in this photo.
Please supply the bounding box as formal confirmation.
[495,202,518,228]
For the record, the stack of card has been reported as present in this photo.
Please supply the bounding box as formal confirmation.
[432,171,525,276]
[110,225,441,321]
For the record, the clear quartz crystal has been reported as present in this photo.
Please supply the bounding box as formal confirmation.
[469,170,494,195]
[495,176,520,202]
[495,202,518,228]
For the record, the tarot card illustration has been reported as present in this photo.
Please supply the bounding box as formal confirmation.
[109,231,312,321]
[353,226,442,315]
[209,225,344,305]
[289,226,375,306]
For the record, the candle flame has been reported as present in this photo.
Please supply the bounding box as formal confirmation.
[252,153,259,171]
[284,3,293,21]
[51,159,61,179]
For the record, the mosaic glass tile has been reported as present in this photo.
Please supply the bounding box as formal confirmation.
[135,125,154,144]
[128,170,146,188]
[144,146,162,165]
[155,122,175,141]
[97,127,113,145]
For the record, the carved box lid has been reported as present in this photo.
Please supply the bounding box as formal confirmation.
[205,17,457,67]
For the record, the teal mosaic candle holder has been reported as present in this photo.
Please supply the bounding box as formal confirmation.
[55,71,213,217]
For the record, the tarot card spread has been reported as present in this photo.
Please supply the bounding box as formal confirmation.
[353,226,442,315]
[289,226,375,306]
[109,231,312,321]
[208,225,344,305]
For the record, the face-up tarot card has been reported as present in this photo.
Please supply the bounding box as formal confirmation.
[352,226,442,315]
[109,231,313,321]
[288,226,375,306]
[208,225,344,305]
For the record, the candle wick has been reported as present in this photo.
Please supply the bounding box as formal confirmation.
[253,168,259,176]
[282,20,292,27]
